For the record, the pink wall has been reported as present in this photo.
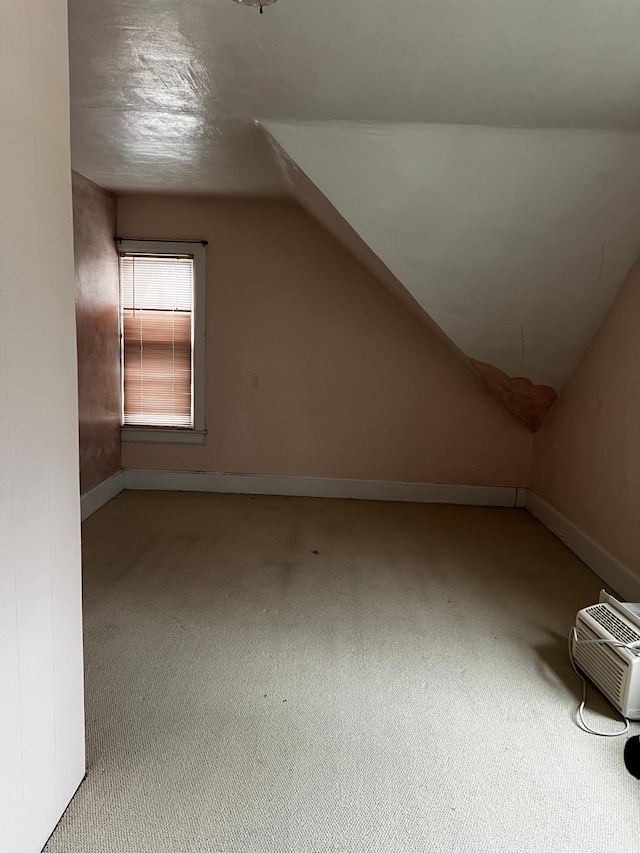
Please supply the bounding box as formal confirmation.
[531,259,640,576]
[118,197,531,486]
[73,171,121,494]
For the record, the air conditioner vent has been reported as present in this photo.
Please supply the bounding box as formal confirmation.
[574,621,627,707]
[585,604,640,646]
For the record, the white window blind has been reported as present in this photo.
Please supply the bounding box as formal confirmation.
[121,253,194,428]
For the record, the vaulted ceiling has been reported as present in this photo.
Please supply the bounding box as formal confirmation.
[261,121,640,391]
[69,0,640,428]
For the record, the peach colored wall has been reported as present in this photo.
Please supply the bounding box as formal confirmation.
[73,171,121,493]
[118,197,532,486]
[531,259,640,577]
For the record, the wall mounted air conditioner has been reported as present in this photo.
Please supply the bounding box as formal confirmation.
[572,591,640,720]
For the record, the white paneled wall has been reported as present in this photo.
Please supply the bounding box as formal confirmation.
[0,1,86,852]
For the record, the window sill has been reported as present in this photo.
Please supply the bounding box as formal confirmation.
[121,427,206,446]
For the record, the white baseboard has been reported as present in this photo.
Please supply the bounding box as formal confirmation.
[81,470,124,521]
[123,469,519,507]
[79,471,640,600]
[526,490,640,600]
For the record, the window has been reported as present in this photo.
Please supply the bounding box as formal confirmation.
[118,240,206,444]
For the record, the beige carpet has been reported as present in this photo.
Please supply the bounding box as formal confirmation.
[45,491,638,853]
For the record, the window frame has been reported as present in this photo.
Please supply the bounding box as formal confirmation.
[117,239,207,445]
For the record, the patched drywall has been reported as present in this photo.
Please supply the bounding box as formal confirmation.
[262,121,640,401]
[118,197,532,487]
[531,259,640,578]
[73,171,121,494]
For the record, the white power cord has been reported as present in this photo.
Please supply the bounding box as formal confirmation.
[568,626,631,736]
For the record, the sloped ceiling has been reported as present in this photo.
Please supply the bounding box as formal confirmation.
[261,121,640,425]
[69,0,640,426]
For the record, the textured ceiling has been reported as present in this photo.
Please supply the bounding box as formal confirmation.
[70,0,640,427]
[69,0,640,194]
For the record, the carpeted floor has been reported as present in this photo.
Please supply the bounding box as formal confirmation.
[45,491,638,853]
